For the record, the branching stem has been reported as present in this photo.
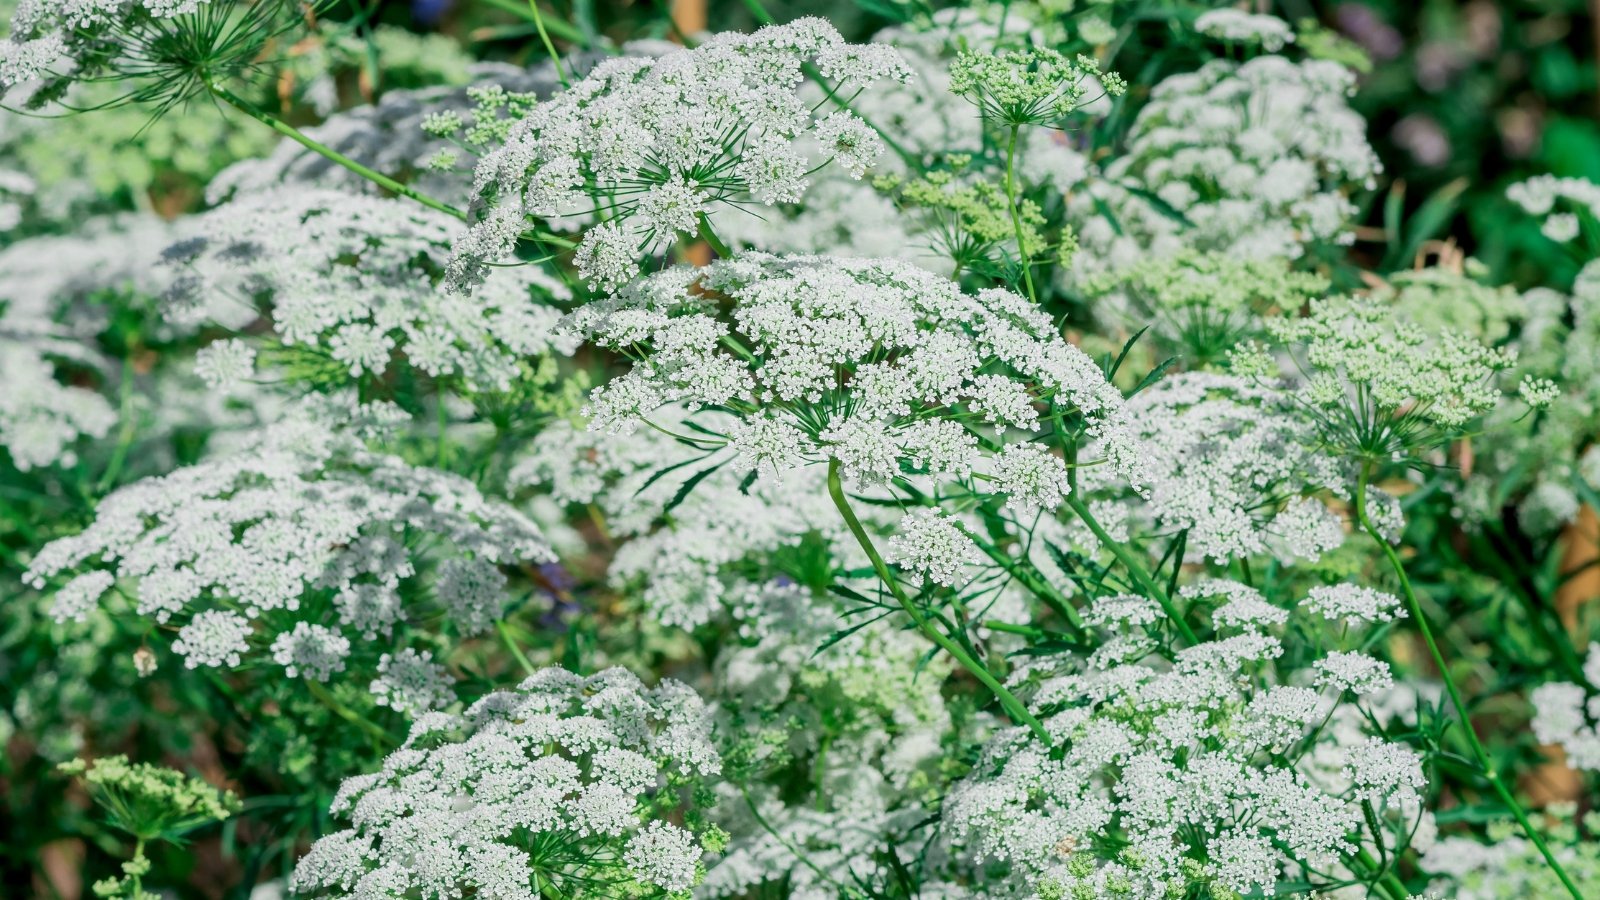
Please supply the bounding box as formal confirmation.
[826,460,1050,743]
[1354,464,1581,900]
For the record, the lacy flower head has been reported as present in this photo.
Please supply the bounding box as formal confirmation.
[1233,296,1522,459]
[1423,808,1600,900]
[949,46,1123,129]
[944,601,1425,898]
[23,395,553,697]
[1507,175,1600,245]
[1077,372,1348,565]
[0,0,307,107]
[160,187,573,392]
[0,333,116,472]
[1193,9,1297,52]
[1529,642,1600,771]
[446,19,912,292]
[1107,55,1381,260]
[564,252,1146,504]
[290,666,723,900]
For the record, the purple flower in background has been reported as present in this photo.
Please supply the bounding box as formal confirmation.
[1336,4,1403,61]
[413,0,455,26]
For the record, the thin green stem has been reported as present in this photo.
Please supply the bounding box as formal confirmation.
[306,679,390,743]
[826,460,1050,743]
[131,839,146,899]
[1354,465,1582,900]
[209,84,466,221]
[497,619,538,677]
[526,0,570,87]
[96,356,138,494]
[1004,125,1038,305]
[1063,494,1199,645]
[740,785,844,889]
[1352,847,1408,900]
[436,390,450,469]
[697,213,732,258]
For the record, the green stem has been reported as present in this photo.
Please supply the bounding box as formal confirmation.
[209,84,466,221]
[963,526,1084,631]
[1004,125,1038,305]
[697,213,732,258]
[740,785,844,889]
[1354,465,1582,900]
[306,679,390,743]
[131,839,146,900]
[1064,494,1199,645]
[826,460,1051,743]
[1352,847,1408,900]
[96,356,138,494]
[478,0,587,42]
[497,619,537,677]
[526,0,570,87]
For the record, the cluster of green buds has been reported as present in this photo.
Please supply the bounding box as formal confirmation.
[949,48,1125,128]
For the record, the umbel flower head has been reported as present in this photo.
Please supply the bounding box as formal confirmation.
[1529,642,1600,771]
[949,47,1124,128]
[0,0,310,109]
[1077,372,1348,565]
[58,754,238,843]
[564,252,1147,500]
[1106,55,1381,260]
[291,666,723,900]
[24,395,553,693]
[1232,296,1524,459]
[0,333,117,472]
[446,19,912,292]
[945,599,1425,898]
[161,187,574,392]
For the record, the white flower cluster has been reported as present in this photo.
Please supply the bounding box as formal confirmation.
[161,188,574,391]
[1422,811,1600,900]
[717,10,1102,269]
[448,18,911,292]
[1238,296,1520,455]
[1193,9,1297,52]
[23,396,553,688]
[290,666,721,899]
[1507,175,1600,244]
[945,605,1425,898]
[1107,55,1381,260]
[0,0,205,90]
[1530,643,1600,770]
[1078,372,1347,564]
[0,338,117,472]
[0,216,184,471]
[565,253,1146,498]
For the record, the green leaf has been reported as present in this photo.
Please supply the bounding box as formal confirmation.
[659,461,725,517]
[633,453,713,497]
[1106,325,1150,380]
[1129,356,1178,397]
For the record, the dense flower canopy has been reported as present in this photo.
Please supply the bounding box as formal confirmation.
[5,3,1599,900]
